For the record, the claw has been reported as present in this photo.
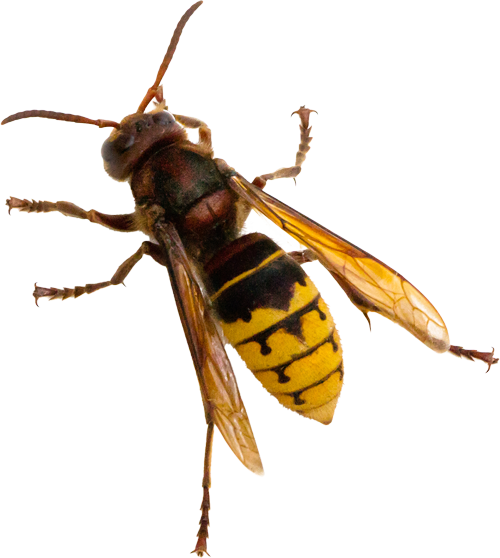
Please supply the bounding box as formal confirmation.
[362,312,372,331]
[33,284,79,302]
[291,105,318,128]
[33,283,59,306]
[448,345,498,372]
[6,197,28,215]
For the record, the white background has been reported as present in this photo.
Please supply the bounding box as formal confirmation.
[1,1,499,557]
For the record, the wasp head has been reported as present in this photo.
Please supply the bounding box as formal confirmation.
[101,106,186,181]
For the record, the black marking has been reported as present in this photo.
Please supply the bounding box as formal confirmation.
[260,340,272,356]
[273,365,291,384]
[293,393,307,405]
[205,234,281,293]
[253,332,337,381]
[282,311,306,343]
[237,295,323,355]
[332,336,339,352]
[274,361,344,406]
[212,255,308,324]
[240,308,252,323]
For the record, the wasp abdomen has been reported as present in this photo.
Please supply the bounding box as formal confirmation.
[205,233,343,425]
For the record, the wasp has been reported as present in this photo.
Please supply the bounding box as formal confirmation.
[2,2,498,556]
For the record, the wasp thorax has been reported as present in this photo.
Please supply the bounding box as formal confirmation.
[101,110,186,181]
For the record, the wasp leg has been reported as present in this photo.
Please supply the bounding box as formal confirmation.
[33,241,165,305]
[252,106,317,189]
[449,346,498,372]
[192,422,214,557]
[288,249,317,265]
[6,197,138,232]
[173,114,212,151]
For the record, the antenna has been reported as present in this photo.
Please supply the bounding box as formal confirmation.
[2,110,120,128]
[136,1,203,114]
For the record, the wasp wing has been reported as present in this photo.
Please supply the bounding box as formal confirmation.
[226,172,450,353]
[155,221,263,475]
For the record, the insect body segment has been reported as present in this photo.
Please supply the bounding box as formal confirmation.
[131,142,238,263]
[205,233,343,425]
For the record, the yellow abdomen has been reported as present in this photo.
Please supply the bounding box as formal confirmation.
[205,233,343,425]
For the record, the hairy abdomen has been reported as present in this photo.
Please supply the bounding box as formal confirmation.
[205,233,344,425]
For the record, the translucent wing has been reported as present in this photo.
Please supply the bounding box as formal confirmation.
[156,221,263,474]
[226,172,450,353]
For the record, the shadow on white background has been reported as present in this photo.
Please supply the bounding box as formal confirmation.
[1,1,499,557]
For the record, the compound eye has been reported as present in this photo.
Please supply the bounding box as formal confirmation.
[101,133,135,162]
[152,111,175,126]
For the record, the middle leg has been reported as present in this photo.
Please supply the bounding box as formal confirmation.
[33,241,166,304]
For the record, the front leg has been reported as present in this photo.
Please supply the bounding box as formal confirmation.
[150,87,212,149]
[252,106,317,189]
[174,114,212,152]
[6,197,138,233]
